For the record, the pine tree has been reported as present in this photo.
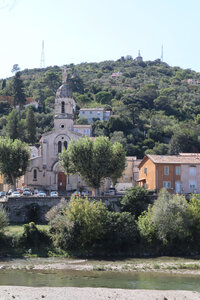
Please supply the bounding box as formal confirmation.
[12,72,26,109]
[26,106,36,144]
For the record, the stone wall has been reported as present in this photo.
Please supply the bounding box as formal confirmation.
[2,195,122,224]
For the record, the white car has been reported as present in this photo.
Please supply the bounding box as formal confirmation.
[50,191,58,197]
[37,191,47,197]
[10,191,21,197]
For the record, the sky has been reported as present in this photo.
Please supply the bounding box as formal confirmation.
[0,0,200,79]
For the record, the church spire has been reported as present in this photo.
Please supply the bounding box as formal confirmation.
[62,66,71,84]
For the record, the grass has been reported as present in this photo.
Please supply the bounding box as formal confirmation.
[5,224,50,237]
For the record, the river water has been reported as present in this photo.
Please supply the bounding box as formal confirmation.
[0,268,200,291]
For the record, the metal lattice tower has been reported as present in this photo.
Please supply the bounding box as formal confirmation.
[40,40,45,68]
[161,44,164,62]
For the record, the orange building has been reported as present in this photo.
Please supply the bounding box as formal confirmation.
[138,155,182,193]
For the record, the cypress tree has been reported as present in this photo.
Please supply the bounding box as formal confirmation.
[26,106,36,144]
[12,72,26,109]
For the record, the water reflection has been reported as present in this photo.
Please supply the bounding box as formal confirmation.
[0,269,200,291]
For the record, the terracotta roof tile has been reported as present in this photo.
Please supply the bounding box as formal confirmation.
[147,154,200,164]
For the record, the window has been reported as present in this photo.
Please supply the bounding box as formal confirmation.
[84,129,88,133]
[163,181,171,188]
[144,167,147,175]
[176,166,181,175]
[64,141,67,150]
[189,166,196,176]
[164,166,169,175]
[189,180,196,189]
[90,111,92,114]
[33,169,37,181]
[61,101,65,113]
[58,141,62,153]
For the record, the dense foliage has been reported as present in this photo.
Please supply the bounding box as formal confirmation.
[59,136,126,192]
[1,58,200,157]
[0,137,30,188]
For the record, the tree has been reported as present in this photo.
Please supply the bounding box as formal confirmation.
[95,91,112,104]
[60,136,126,194]
[49,196,107,251]
[138,189,191,247]
[0,137,30,189]
[12,72,26,108]
[6,109,19,140]
[120,186,151,218]
[26,106,36,144]
[11,64,20,74]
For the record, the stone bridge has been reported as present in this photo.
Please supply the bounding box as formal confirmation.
[1,196,122,224]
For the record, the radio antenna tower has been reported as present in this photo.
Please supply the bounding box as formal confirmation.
[161,44,164,62]
[40,40,45,68]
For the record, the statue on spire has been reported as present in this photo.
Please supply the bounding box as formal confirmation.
[62,66,71,84]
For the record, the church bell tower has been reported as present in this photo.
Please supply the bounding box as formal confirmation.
[54,67,76,132]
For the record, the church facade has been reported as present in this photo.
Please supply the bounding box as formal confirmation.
[24,71,89,192]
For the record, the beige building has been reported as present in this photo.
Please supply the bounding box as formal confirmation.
[24,71,87,193]
[79,107,112,123]
[116,156,141,191]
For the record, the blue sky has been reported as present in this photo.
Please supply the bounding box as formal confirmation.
[0,0,200,79]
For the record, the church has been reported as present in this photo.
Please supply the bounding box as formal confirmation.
[24,69,91,193]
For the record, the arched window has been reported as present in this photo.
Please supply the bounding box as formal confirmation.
[61,101,65,113]
[58,141,62,153]
[64,141,68,150]
[33,169,37,181]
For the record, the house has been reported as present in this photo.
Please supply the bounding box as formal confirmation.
[138,154,200,194]
[115,156,141,191]
[73,124,92,137]
[111,72,122,78]
[79,107,112,123]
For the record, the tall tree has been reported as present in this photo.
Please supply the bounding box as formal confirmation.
[6,109,19,140]
[60,136,126,195]
[26,106,36,144]
[0,137,30,189]
[12,72,26,108]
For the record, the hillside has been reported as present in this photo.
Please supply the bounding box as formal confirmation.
[1,58,200,158]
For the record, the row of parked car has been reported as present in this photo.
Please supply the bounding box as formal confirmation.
[3,189,59,197]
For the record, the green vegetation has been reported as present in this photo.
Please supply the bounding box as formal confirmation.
[60,136,126,194]
[0,205,8,233]
[120,186,151,218]
[1,59,200,157]
[2,190,200,257]
[0,137,30,188]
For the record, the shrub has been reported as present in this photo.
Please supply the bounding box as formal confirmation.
[138,189,191,248]
[120,186,151,218]
[49,196,108,252]
[101,211,139,253]
[0,205,8,232]
[21,222,50,250]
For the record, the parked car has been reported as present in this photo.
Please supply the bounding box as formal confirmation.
[108,188,116,195]
[7,189,13,195]
[50,191,58,197]
[10,191,21,197]
[81,190,89,196]
[22,190,32,196]
[37,191,47,197]
[0,191,5,197]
